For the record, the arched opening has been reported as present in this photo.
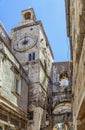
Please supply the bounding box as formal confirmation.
[53,123,68,130]
[24,12,31,20]
[59,71,69,87]
[52,102,72,130]
[53,102,71,114]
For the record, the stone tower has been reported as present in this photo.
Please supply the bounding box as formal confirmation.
[11,8,54,130]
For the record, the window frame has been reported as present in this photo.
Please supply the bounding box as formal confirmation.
[60,78,69,87]
[28,111,34,120]
[14,74,21,95]
[28,52,35,61]
[0,124,4,130]
[33,52,35,60]
[29,53,32,61]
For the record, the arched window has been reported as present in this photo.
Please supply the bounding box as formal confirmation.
[59,71,69,87]
[65,79,69,86]
[24,12,31,20]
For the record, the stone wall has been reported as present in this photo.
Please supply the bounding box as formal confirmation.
[65,0,85,129]
[11,8,53,130]
[0,24,30,130]
[52,62,72,128]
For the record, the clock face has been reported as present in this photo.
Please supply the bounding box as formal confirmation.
[14,36,37,52]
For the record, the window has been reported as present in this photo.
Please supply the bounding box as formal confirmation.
[15,75,21,95]
[46,114,49,126]
[15,78,19,92]
[59,71,69,87]
[58,123,62,129]
[60,78,69,87]
[29,54,31,61]
[33,53,35,60]
[44,60,47,69]
[65,79,69,86]
[25,12,31,20]
[46,114,49,121]
[29,53,35,61]
[0,126,2,130]
[48,98,50,104]
[28,111,33,120]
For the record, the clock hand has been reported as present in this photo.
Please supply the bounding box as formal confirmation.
[22,39,28,45]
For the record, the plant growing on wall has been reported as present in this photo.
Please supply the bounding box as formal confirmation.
[2,53,9,62]
[45,70,50,76]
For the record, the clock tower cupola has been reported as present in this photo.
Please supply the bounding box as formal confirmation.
[20,8,36,26]
[22,8,36,20]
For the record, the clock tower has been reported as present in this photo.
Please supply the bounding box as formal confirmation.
[11,8,54,130]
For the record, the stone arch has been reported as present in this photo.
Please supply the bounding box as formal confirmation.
[52,102,72,130]
[59,71,69,80]
[24,12,31,20]
[53,123,69,130]
[59,71,70,87]
[53,102,71,114]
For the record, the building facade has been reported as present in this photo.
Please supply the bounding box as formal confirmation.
[11,8,54,130]
[0,7,72,130]
[0,24,29,130]
[65,0,85,130]
[52,62,72,130]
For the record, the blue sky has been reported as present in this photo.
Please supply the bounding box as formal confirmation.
[0,0,70,62]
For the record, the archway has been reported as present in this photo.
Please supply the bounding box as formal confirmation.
[52,103,72,130]
[53,102,71,114]
[53,123,68,130]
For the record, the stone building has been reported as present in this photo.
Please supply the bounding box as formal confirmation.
[0,7,72,130]
[0,24,29,130]
[65,0,85,130]
[11,8,54,130]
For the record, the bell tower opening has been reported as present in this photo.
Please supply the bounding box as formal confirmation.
[24,12,31,20]
[22,8,36,21]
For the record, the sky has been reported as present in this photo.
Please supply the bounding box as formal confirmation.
[0,0,70,62]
